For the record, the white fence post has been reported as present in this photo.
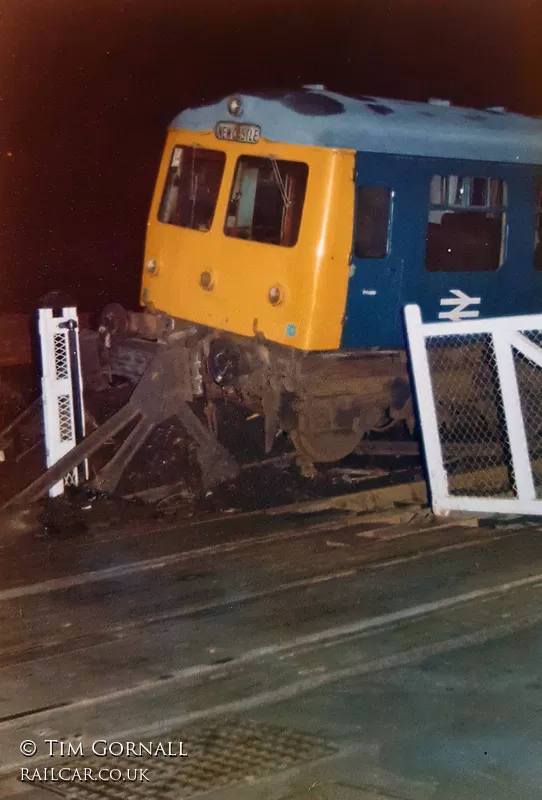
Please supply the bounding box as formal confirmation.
[404,304,450,514]
[38,307,88,498]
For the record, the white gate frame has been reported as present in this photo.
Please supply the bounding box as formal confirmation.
[404,303,542,516]
[38,307,88,498]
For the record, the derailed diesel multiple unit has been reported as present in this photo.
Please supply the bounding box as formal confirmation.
[97,87,542,466]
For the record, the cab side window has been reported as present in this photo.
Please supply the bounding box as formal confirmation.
[425,175,507,272]
[353,186,391,259]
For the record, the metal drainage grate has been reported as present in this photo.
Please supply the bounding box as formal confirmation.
[51,719,338,799]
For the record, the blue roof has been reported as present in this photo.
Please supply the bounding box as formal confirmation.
[170,87,542,165]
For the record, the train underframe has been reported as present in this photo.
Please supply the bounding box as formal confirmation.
[86,303,416,468]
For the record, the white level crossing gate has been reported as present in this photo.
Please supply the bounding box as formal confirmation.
[404,304,542,517]
[38,307,88,497]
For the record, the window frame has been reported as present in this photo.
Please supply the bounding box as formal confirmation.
[425,174,508,273]
[223,154,309,248]
[157,144,226,233]
[352,184,394,260]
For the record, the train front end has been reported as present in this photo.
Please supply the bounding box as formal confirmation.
[140,93,354,353]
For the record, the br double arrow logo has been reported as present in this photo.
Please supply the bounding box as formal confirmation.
[438,289,481,322]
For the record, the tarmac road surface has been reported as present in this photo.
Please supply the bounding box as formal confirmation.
[0,496,541,799]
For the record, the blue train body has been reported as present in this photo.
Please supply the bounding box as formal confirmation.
[175,86,542,351]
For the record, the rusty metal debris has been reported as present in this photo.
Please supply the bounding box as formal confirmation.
[2,347,239,510]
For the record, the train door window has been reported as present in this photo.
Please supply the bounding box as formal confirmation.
[425,175,507,272]
[224,155,308,247]
[535,181,542,270]
[158,146,226,231]
[353,186,392,258]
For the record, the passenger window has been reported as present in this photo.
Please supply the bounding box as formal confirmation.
[353,186,391,259]
[224,156,308,247]
[158,146,226,232]
[425,175,507,272]
[535,181,542,270]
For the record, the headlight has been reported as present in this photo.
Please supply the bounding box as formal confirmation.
[268,285,284,306]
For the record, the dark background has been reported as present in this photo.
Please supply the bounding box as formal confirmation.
[1,0,541,313]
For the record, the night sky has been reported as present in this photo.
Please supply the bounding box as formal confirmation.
[1,0,541,314]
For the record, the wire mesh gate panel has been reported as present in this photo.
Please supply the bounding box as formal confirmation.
[38,306,88,497]
[404,304,542,516]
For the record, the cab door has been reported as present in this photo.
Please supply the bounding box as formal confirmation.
[341,153,426,349]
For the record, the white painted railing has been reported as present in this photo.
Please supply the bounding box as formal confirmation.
[38,307,88,497]
[404,304,542,516]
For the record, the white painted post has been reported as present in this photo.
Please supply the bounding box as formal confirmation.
[38,307,88,497]
[403,304,450,514]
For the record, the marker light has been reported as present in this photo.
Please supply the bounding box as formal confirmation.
[227,96,243,117]
[268,285,283,306]
[146,258,158,275]
[200,270,214,290]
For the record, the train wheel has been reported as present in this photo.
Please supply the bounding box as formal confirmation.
[290,411,364,463]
